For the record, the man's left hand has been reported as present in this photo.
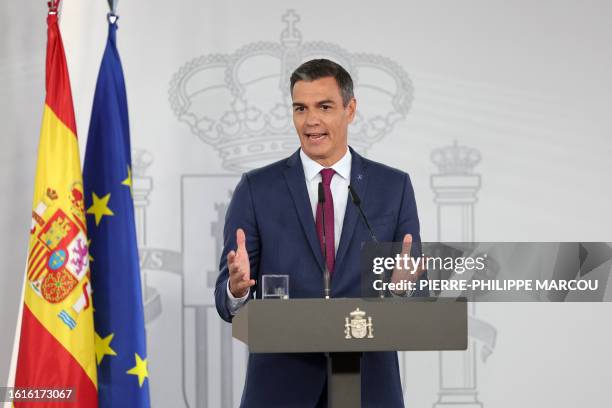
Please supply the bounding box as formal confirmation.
[390,234,426,295]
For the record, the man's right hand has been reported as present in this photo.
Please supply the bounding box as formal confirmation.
[228,228,256,298]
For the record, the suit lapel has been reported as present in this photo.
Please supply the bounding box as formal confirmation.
[283,150,325,273]
[334,147,369,273]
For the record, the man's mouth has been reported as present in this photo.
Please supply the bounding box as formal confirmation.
[305,132,328,141]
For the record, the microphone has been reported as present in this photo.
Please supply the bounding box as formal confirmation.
[318,182,331,299]
[348,185,378,243]
[348,185,385,298]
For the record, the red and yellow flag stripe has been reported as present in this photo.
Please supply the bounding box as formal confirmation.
[14,8,97,407]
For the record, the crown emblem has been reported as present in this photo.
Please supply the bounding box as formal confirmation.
[169,9,414,172]
[350,308,366,319]
[431,140,481,175]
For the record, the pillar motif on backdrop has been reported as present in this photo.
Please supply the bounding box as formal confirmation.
[430,141,496,408]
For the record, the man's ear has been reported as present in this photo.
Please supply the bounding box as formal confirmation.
[346,97,357,123]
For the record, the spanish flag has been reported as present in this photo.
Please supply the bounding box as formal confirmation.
[14,4,98,406]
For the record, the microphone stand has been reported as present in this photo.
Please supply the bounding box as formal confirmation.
[348,185,386,298]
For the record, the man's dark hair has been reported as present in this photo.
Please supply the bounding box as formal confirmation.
[290,59,354,107]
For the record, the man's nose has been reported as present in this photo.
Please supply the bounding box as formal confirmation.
[304,110,321,126]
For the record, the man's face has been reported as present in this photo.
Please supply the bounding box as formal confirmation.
[292,76,356,166]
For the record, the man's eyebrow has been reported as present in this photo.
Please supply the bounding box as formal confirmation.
[292,99,336,107]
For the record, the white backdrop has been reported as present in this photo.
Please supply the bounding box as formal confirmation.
[2,1,612,407]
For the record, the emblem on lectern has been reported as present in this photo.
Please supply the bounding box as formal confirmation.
[344,308,374,339]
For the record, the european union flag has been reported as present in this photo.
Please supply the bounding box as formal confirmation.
[83,17,150,408]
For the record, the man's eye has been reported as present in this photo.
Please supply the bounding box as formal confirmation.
[321,105,331,110]
[294,107,305,112]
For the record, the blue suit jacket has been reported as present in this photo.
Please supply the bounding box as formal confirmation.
[215,147,426,407]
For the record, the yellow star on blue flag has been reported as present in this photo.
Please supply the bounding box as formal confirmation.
[126,353,149,387]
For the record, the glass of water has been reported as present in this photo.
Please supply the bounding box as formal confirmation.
[261,275,289,299]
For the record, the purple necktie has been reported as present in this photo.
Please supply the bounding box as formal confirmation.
[316,168,335,275]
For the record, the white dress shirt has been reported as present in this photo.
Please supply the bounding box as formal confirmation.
[226,148,352,314]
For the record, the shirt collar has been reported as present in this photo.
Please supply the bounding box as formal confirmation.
[300,147,352,181]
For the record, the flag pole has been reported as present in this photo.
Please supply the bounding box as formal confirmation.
[3,265,26,408]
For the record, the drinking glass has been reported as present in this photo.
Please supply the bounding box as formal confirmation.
[261,274,289,299]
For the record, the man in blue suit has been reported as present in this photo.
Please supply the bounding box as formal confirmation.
[215,59,426,407]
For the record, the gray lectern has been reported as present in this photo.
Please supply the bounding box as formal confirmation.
[233,297,467,407]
